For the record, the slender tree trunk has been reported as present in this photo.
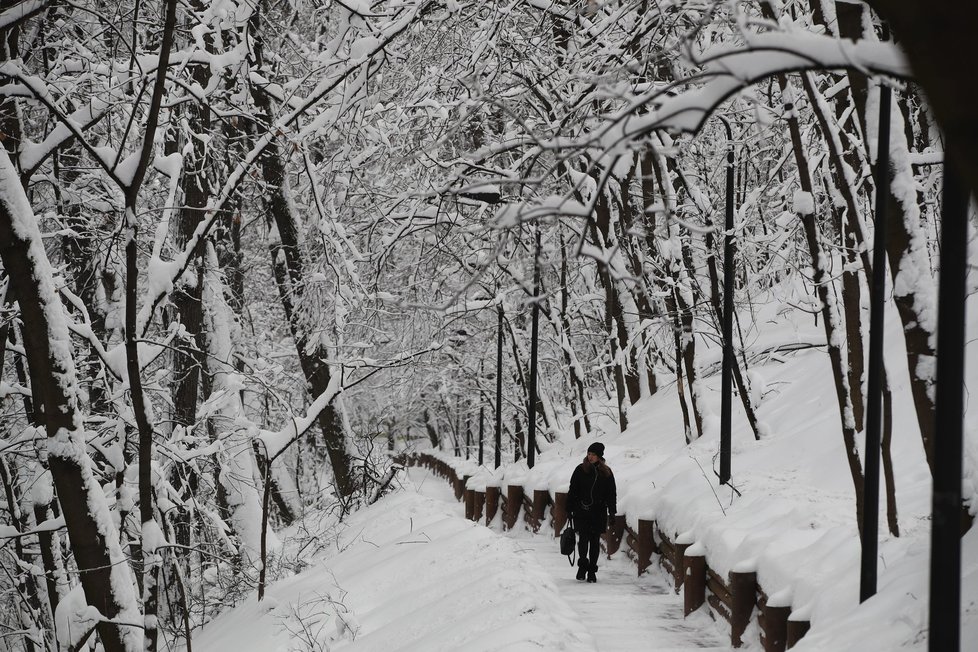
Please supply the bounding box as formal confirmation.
[666,137,763,441]
[639,149,668,396]
[34,493,69,627]
[0,301,58,645]
[591,193,631,430]
[704,217,761,440]
[249,21,354,495]
[0,149,141,652]
[777,71,866,529]
[882,367,900,536]
[669,305,694,444]
[664,218,705,441]
[0,459,42,651]
[121,3,179,648]
[423,406,439,448]
[801,72,868,432]
[253,443,299,524]
[513,417,525,461]
[838,6,938,474]
[618,153,660,398]
[203,244,266,565]
[643,146,695,441]
[559,234,591,437]
[799,45,902,536]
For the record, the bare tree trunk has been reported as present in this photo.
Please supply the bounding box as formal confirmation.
[34,494,70,626]
[423,406,440,448]
[662,206,706,443]
[202,244,265,565]
[0,301,58,646]
[253,443,299,524]
[617,153,660,398]
[503,312,530,418]
[647,142,712,440]
[669,305,694,444]
[591,193,631,430]
[800,72,868,433]
[513,416,526,461]
[0,458,42,651]
[838,5,938,473]
[703,218,761,440]
[776,70,866,529]
[249,13,353,494]
[559,234,591,437]
[119,3,179,648]
[0,149,141,652]
[882,368,900,536]
[797,28,901,536]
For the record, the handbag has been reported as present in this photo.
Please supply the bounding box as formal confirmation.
[559,520,576,565]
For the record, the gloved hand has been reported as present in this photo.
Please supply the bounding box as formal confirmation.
[608,515,616,530]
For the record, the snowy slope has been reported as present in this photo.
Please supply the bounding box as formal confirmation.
[402,286,976,650]
[188,472,593,651]
[189,284,977,651]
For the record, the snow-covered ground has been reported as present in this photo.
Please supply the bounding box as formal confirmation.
[189,289,978,651]
[505,526,729,651]
[189,467,731,651]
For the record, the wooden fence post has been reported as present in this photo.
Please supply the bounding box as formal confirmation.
[505,485,523,530]
[531,490,549,533]
[683,552,706,616]
[606,514,626,556]
[553,492,568,535]
[637,519,654,575]
[464,488,475,520]
[761,604,790,652]
[485,486,500,525]
[729,570,757,648]
[674,541,691,593]
[473,491,485,522]
[452,474,468,501]
[786,618,810,649]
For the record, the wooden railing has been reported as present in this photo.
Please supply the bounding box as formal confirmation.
[397,452,811,651]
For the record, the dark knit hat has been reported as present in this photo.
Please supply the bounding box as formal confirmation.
[587,442,605,459]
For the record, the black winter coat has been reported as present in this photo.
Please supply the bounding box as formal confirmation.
[566,458,616,534]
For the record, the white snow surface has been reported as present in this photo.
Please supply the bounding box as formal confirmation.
[190,467,734,651]
[189,282,978,651]
[189,472,596,651]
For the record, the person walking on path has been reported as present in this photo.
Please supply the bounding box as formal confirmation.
[566,442,617,583]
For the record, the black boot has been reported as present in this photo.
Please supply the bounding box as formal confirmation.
[576,560,587,581]
[586,563,597,583]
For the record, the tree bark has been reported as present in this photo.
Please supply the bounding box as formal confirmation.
[591,192,632,430]
[249,4,353,495]
[0,150,141,652]
[800,71,867,433]
[838,5,938,473]
[0,458,43,651]
[559,233,591,437]
[203,244,266,565]
[778,72,866,530]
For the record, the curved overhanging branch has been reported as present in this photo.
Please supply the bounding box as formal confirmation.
[481,30,908,237]
[0,0,48,34]
[595,32,908,159]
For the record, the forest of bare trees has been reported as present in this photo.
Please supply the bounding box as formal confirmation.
[0,0,972,650]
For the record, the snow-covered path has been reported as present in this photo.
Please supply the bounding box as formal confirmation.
[407,468,731,651]
[509,537,730,651]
